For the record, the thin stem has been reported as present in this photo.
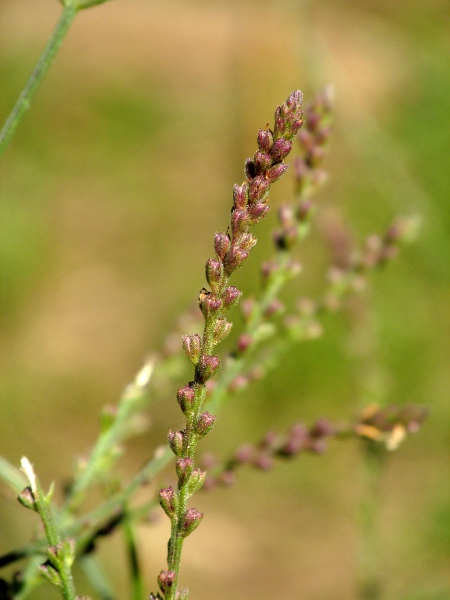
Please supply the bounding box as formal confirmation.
[124,515,144,600]
[0,5,77,156]
[358,441,384,600]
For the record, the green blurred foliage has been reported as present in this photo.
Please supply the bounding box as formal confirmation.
[0,0,449,599]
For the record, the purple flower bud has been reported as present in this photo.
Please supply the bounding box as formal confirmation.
[249,176,270,204]
[222,286,242,310]
[233,183,248,209]
[212,318,232,344]
[257,128,273,153]
[157,570,175,594]
[196,354,220,383]
[273,225,298,251]
[270,138,292,162]
[182,334,202,365]
[199,291,222,317]
[266,162,288,183]
[214,232,231,260]
[253,151,272,174]
[260,430,278,449]
[224,246,249,274]
[186,468,207,495]
[244,158,257,180]
[181,508,203,537]
[176,457,194,484]
[177,384,195,414]
[195,411,216,437]
[168,429,184,457]
[231,208,248,235]
[247,201,270,225]
[205,258,224,292]
[277,437,304,457]
[237,333,252,353]
[159,486,177,518]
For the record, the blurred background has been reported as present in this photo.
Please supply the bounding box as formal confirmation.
[0,0,449,598]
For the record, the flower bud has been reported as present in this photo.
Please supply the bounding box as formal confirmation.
[205,258,224,293]
[257,128,273,153]
[157,570,175,594]
[177,384,195,414]
[270,138,292,162]
[212,318,232,344]
[224,246,249,274]
[222,286,242,310]
[195,411,216,437]
[247,201,270,225]
[231,209,248,235]
[253,151,272,174]
[182,334,202,365]
[181,508,203,538]
[176,457,194,484]
[199,291,222,317]
[196,354,220,383]
[237,333,252,353]
[218,471,236,487]
[266,162,288,183]
[214,232,231,260]
[186,468,207,496]
[249,176,270,204]
[168,429,184,457]
[233,184,248,209]
[159,486,178,518]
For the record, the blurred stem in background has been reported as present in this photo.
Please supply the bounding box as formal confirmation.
[359,441,384,600]
[0,0,113,157]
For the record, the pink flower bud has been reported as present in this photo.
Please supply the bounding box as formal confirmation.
[196,354,220,383]
[177,384,195,414]
[270,138,292,162]
[158,570,175,594]
[233,183,248,209]
[181,508,203,537]
[257,128,273,153]
[266,162,288,183]
[176,457,194,484]
[182,334,202,365]
[222,286,242,310]
[205,258,224,292]
[159,486,177,518]
[168,430,184,457]
[214,232,231,259]
[195,411,216,437]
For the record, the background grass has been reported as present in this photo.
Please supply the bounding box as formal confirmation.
[0,0,449,598]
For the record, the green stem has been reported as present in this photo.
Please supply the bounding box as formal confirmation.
[358,441,384,600]
[124,515,144,600]
[0,5,78,156]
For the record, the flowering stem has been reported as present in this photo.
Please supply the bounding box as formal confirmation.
[155,91,304,600]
